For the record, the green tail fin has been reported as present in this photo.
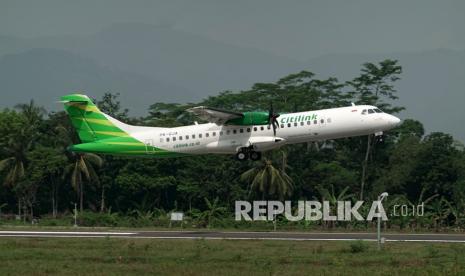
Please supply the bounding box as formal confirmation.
[61,94,129,143]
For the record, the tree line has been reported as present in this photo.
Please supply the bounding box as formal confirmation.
[0,59,464,230]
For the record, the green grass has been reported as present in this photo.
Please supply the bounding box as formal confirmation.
[0,238,464,275]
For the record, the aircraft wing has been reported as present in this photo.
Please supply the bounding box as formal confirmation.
[187,106,244,124]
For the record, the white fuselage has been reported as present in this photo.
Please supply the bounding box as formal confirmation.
[127,105,401,155]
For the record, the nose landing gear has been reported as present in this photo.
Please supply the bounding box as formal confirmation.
[375,131,384,143]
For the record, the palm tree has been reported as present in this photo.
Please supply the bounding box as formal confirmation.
[14,100,46,127]
[0,203,6,217]
[316,185,355,204]
[65,152,103,213]
[0,142,25,205]
[389,187,438,230]
[0,101,44,218]
[56,122,103,213]
[426,197,450,230]
[316,185,355,228]
[202,197,227,228]
[444,199,465,227]
[0,145,26,190]
[241,158,293,200]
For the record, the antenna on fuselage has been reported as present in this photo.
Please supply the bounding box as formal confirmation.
[351,102,356,106]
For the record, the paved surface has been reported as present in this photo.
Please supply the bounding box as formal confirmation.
[0,230,465,243]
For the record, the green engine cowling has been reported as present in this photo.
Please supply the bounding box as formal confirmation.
[226,111,269,126]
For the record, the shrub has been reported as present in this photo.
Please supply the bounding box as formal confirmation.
[348,240,369,253]
[78,211,119,227]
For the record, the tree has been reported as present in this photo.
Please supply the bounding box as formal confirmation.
[426,197,450,230]
[316,185,355,203]
[65,152,103,213]
[348,59,403,200]
[96,92,135,212]
[0,101,45,219]
[55,121,103,213]
[0,149,26,217]
[96,92,129,121]
[316,184,355,228]
[28,146,67,218]
[348,59,403,113]
[202,197,227,228]
[241,158,293,200]
[393,119,424,140]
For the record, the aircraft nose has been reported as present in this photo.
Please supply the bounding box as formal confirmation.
[389,115,401,126]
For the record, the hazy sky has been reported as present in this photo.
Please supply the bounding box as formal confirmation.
[1,0,464,60]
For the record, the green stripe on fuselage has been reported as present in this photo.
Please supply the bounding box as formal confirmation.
[68,136,183,157]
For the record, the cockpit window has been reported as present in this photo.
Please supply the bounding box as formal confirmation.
[374,108,383,113]
[361,109,367,115]
[368,109,375,114]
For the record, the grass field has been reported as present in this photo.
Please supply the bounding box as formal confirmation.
[0,238,464,275]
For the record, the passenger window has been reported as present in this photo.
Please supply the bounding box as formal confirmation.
[320,119,324,124]
[240,129,244,133]
[212,132,216,137]
[267,125,271,130]
[294,122,298,127]
[227,130,231,135]
[179,136,182,140]
[374,108,382,113]
[185,135,189,140]
[246,128,251,132]
[166,137,170,142]
[192,134,195,139]
[362,109,367,115]
[307,121,311,125]
[368,109,374,114]
[300,122,304,126]
[253,127,257,131]
[173,137,176,141]
[233,129,237,134]
[206,133,210,137]
[281,124,284,128]
[327,118,332,123]
[260,126,264,131]
[314,120,318,124]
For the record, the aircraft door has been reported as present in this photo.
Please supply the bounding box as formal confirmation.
[145,139,156,154]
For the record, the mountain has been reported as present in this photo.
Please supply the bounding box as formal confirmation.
[3,23,301,97]
[0,23,463,141]
[0,48,190,113]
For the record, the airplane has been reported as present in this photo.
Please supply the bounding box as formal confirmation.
[61,93,401,161]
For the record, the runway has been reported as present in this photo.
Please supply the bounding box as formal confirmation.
[0,230,465,243]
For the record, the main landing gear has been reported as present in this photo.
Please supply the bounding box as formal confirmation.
[236,147,262,161]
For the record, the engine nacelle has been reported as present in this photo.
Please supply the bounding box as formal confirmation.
[226,111,269,126]
[247,136,286,151]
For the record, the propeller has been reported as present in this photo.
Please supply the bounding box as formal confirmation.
[268,103,280,136]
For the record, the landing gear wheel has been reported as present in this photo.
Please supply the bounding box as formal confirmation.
[250,151,262,161]
[236,151,249,161]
